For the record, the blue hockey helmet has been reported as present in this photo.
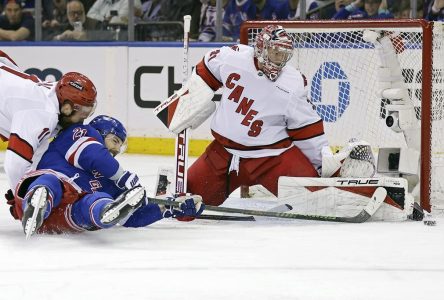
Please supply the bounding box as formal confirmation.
[89,115,127,143]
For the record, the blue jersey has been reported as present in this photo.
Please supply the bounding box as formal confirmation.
[37,123,164,228]
[37,123,122,198]
[223,0,256,41]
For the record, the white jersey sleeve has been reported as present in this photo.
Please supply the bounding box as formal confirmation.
[196,45,234,91]
[285,75,329,172]
[0,50,20,71]
[5,109,59,190]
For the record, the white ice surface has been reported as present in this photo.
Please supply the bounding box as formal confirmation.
[1,153,444,300]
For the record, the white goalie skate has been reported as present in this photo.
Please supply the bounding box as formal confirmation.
[22,186,50,239]
[100,186,146,225]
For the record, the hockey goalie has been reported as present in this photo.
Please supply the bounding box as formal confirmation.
[153,25,417,222]
[277,29,421,222]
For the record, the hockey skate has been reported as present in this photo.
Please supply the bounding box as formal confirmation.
[100,186,146,225]
[22,186,50,239]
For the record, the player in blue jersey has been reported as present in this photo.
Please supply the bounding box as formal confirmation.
[7,115,204,238]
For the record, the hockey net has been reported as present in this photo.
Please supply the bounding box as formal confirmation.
[239,20,444,213]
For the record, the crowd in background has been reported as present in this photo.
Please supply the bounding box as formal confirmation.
[0,0,442,42]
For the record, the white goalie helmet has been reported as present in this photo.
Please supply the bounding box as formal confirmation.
[254,25,294,81]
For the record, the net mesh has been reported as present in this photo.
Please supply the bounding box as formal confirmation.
[431,23,444,210]
[244,21,444,211]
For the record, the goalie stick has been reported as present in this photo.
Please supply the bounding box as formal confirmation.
[195,204,292,221]
[148,187,386,223]
[173,15,192,195]
[197,215,255,221]
[194,204,292,221]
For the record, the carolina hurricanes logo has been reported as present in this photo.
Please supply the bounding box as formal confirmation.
[72,128,87,140]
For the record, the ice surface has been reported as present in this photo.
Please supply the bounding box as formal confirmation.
[1,153,443,300]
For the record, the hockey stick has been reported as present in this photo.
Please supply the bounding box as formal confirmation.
[194,204,292,221]
[173,15,192,194]
[148,187,386,223]
[193,203,293,221]
[197,214,255,221]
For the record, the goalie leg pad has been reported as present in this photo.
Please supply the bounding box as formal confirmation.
[278,176,413,221]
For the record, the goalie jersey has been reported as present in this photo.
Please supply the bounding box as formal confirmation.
[196,44,328,169]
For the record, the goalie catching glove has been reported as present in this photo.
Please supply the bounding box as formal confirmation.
[321,138,376,178]
[162,194,205,221]
[153,70,216,134]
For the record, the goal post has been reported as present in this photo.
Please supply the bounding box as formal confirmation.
[239,20,444,213]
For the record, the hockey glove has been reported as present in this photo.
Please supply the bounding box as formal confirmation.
[115,171,140,190]
[162,194,205,221]
[5,189,19,220]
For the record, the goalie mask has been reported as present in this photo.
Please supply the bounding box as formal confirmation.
[254,25,294,81]
[56,72,97,117]
[89,115,127,156]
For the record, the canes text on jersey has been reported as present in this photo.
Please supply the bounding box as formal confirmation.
[225,73,263,137]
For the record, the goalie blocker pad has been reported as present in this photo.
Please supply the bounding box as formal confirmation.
[153,70,216,134]
[278,177,414,221]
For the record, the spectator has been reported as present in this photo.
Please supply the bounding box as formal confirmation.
[53,0,98,41]
[198,0,229,41]
[255,0,290,20]
[288,0,316,19]
[136,0,194,41]
[140,0,164,21]
[425,0,444,21]
[334,0,353,13]
[392,0,411,18]
[332,0,393,19]
[42,0,69,40]
[43,0,68,29]
[223,0,290,42]
[157,0,202,39]
[0,0,34,41]
[223,0,256,42]
[288,0,338,20]
[87,0,142,26]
